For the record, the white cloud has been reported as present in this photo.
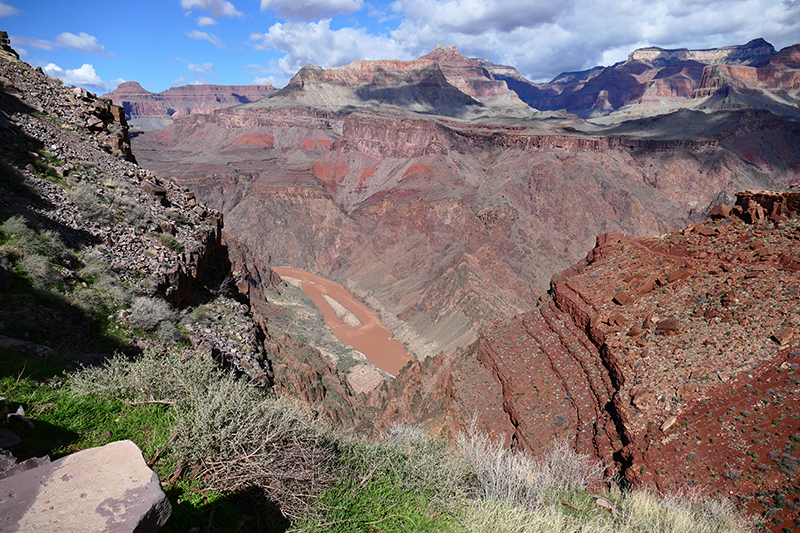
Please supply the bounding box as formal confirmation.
[253,76,279,86]
[10,32,113,57]
[181,0,243,19]
[10,35,56,51]
[0,1,20,16]
[197,16,217,26]
[54,32,114,57]
[251,19,410,77]
[43,63,124,93]
[187,62,215,83]
[387,0,800,81]
[186,29,225,48]
[393,0,572,35]
[260,0,364,20]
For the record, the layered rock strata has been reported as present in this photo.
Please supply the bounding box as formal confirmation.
[104,81,276,132]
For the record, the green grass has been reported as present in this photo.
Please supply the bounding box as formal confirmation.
[0,346,754,533]
[310,475,457,532]
[0,347,283,532]
[0,349,174,461]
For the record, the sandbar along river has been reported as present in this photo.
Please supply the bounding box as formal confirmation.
[271,266,413,376]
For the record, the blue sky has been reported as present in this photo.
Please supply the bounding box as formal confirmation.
[2,0,799,94]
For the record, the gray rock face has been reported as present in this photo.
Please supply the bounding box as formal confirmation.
[0,440,171,532]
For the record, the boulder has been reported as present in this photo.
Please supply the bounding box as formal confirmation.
[655,318,680,335]
[0,440,171,532]
[708,204,732,219]
[773,327,795,346]
[612,290,634,306]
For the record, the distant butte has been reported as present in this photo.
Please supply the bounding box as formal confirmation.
[103,81,276,132]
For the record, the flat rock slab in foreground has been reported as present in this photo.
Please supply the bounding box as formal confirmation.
[0,440,171,532]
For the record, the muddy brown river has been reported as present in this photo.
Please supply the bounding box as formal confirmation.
[272,266,413,376]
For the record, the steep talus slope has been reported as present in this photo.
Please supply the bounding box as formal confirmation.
[547,192,800,527]
[0,36,275,384]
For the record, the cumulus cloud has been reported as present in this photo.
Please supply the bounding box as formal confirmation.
[251,19,410,77]
[197,16,217,26]
[0,1,20,16]
[10,32,113,57]
[392,0,572,35]
[186,29,225,48]
[181,0,243,19]
[54,32,114,57]
[10,35,56,51]
[43,63,124,93]
[260,0,364,20]
[388,0,800,81]
[188,62,215,76]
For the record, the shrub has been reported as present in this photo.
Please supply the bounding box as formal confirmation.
[20,252,59,287]
[156,320,184,343]
[181,305,213,326]
[457,420,602,508]
[157,232,183,252]
[68,183,115,224]
[128,296,175,331]
[111,194,151,230]
[72,348,337,521]
[0,215,37,248]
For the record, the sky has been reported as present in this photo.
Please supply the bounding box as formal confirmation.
[1,0,798,95]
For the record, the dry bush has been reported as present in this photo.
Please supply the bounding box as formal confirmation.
[457,420,603,509]
[111,194,151,230]
[128,296,176,331]
[68,183,115,223]
[157,232,183,252]
[72,349,337,521]
[175,381,336,521]
[623,489,753,533]
[20,252,58,287]
[459,498,585,533]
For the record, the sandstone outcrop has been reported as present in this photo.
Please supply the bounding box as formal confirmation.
[483,38,800,121]
[103,81,276,132]
[0,440,171,532]
[419,45,530,113]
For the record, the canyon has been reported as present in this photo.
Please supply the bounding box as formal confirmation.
[104,81,276,132]
[115,39,800,528]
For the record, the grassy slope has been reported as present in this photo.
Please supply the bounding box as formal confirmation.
[1,346,754,533]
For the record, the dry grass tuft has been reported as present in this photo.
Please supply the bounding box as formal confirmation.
[72,348,337,520]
